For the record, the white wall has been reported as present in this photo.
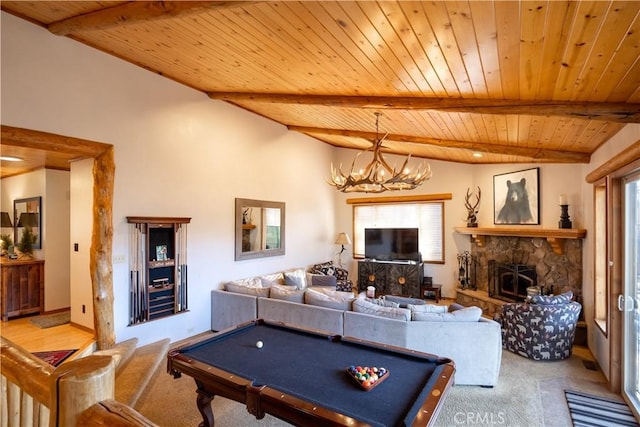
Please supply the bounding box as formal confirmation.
[2,12,338,346]
[70,159,94,329]
[44,169,70,311]
[581,123,640,380]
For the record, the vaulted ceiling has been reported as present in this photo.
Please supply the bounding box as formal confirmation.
[2,1,639,178]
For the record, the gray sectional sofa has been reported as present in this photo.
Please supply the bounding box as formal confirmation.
[211,268,502,386]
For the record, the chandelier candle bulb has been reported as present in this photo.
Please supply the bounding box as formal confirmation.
[559,194,567,205]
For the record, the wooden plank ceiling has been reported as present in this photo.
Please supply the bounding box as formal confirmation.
[1,1,639,178]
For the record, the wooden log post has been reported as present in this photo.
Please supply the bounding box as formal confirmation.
[49,356,115,427]
[92,146,116,350]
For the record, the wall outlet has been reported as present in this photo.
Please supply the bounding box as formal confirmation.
[113,254,125,264]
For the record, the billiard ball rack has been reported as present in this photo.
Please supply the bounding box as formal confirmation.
[346,365,389,391]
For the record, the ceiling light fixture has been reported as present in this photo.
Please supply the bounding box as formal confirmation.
[0,156,24,162]
[328,113,431,193]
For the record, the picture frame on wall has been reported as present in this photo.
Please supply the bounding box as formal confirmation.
[156,244,168,261]
[493,167,540,225]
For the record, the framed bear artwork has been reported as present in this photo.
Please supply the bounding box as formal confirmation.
[493,167,540,225]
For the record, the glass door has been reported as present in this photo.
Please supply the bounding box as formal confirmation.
[622,172,640,418]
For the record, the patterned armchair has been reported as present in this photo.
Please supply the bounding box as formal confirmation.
[495,292,581,361]
[309,261,354,292]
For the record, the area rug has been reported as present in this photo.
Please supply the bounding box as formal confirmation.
[565,390,639,427]
[32,349,77,367]
[29,311,70,328]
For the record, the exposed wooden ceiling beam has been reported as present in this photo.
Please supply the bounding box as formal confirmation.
[288,125,591,163]
[586,139,640,183]
[209,92,640,123]
[48,1,258,36]
[1,125,111,157]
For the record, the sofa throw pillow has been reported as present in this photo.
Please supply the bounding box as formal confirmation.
[225,282,270,297]
[228,277,263,288]
[260,278,279,288]
[412,306,482,322]
[309,261,336,276]
[407,304,447,314]
[352,298,411,321]
[311,274,337,288]
[363,297,400,308]
[531,291,573,305]
[384,295,425,308]
[448,303,466,312]
[283,269,307,289]
[270,285,305,303]
[261,272,284,285]
[304,288,354,311]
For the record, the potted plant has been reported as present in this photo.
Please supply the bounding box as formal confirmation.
[16,226,37,259]
[0,233,12,256]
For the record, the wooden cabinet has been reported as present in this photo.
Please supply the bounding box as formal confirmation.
[127,217,190,324]
[358,260,424,298]
[1,258,44,321]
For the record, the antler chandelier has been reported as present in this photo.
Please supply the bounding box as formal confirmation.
[328,112,432,193]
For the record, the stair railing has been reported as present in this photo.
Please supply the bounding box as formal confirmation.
[1,336,115,426]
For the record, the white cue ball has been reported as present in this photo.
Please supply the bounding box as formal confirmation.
[256,340,263,349]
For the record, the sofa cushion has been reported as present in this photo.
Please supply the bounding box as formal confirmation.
[310,274,338,288]
[408,303,447,314]
[283,269,307,289]
[352,298,411,321]
[304,288,354,311]
[225,282,270,297]
[269,285,305,303]
[530,291,573,305]
[412,306,483,322]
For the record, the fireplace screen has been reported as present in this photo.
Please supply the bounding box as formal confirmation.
[489,261,537,302]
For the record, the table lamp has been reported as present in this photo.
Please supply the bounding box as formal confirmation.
[335,232,352,254]
[0,212,12,228]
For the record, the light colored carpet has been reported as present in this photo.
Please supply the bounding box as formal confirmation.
[29,311,70,328]
[134,346,614,427]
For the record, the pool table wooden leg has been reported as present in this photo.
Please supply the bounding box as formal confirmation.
[195,383,215,427]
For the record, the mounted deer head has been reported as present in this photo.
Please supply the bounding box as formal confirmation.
[464,187,481,227]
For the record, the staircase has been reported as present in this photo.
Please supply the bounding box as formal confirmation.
[93,337,170,407]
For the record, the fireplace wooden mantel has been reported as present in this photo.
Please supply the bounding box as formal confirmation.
[454,226,587,255]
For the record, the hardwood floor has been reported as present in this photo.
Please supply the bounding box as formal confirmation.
[0,312,95,354]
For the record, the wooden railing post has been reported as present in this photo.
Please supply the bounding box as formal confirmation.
[48,356,115,427]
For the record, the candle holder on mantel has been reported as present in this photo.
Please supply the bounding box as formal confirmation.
[559,204,572,229]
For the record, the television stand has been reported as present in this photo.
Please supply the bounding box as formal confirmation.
[357,259,424,298]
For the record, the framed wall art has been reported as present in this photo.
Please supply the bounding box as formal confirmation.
[493,167,539,225]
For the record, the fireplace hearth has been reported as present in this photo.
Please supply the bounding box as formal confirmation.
[489,260,537,302]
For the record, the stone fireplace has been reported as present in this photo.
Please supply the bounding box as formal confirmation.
[455,227,585,317]
[489,261,537,302]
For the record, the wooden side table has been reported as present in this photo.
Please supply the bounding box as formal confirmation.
[420,284,442,303]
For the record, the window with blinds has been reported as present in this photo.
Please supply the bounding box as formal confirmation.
[353,202,444,263]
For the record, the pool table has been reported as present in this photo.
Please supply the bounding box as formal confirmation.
[167,319,455,427]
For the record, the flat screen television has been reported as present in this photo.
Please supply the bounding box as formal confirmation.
[364,228,419,261]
